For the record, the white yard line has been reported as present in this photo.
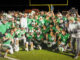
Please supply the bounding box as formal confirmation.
[5,56,19,60]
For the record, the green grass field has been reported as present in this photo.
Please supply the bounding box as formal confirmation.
[0,50,80,60]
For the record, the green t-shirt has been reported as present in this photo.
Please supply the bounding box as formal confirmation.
[5,22,11,29]
[0,24,7,34]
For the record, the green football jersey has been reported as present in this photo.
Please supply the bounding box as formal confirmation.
[3,33,15,45]
[42,14,46,18]
[56,18,60,24]
[39,20,45,26]
[17,17,20,21]
[20,29,26,36]
[62,16,67,21]
[16,29,22,38]
[3,40,11,45]
[35,19,39,24]
[48,34,55,42]
[26,34,33,42]
[74,17,77,21]
[44,19,50,26]
[35,34,43,41]
[42,28,49,34]
[60,33,70,43]
[52,26,56,33]
[6,33,14,39]
[27,18,33,25]
[56,28,62,34]
[42,29,48,34]
[28,24,34,30]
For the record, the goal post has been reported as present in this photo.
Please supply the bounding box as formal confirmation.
[29,0,69,11]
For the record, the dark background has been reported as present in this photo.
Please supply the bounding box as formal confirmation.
[0,0,80,13]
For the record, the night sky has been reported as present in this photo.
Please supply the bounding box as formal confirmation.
[0,0,80,12]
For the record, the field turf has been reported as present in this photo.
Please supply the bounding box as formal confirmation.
[0,49,80,60]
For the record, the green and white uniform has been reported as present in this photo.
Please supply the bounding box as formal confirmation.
[3,33,14,54]
[15,29,26,44]
[26,33,33,42]
[48,35,56,42]
[34,34,43,45]
[47,34,56,47]
[3,33,12,45]
[44,19,50,26]
[60,33,70,45]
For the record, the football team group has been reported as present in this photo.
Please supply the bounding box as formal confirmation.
[0,8,80,59]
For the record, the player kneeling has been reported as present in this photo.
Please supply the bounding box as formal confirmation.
[34,33,44,50]
[2,36,14,58]
[26,32,34,51]
[46,32,56,49]
[14,28,27,52]
[58,30,70,52]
